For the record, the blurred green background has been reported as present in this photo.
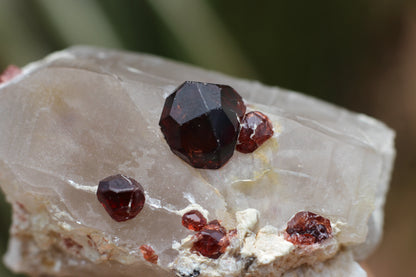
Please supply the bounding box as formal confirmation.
[1,0,415,276]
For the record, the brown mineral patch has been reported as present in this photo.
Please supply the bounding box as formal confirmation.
[63,237,83,254]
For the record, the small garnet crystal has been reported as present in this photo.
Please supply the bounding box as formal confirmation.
[236,111,274,153]
[191,220,230,259]
[140,245,158,264]
[285,211,332,245]
[182,210,207,231]
[159,81,246,169]
[0,65,21,84]
[97,174,145,222]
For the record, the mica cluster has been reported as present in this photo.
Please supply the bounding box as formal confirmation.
[0,47,395,277]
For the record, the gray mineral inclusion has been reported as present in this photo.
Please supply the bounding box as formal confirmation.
[0,46,395,277]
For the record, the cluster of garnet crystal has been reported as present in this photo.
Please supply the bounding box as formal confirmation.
[285,211,332,245]
[182,210,235,259]
[159,81,273,169]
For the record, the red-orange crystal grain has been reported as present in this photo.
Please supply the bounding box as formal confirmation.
[182,210,207,231]
[285,211,332,245]
[191,220,230,259]
[237,111,274,153]
[140,245,158,264]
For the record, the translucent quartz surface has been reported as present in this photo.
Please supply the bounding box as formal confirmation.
[0,47,395,276]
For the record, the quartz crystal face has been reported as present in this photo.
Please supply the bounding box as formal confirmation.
[0,47,395,277]
[159,81,246,169]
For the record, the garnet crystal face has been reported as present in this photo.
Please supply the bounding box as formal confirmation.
[191,220,229,259]
[285,211,332,245]
[97,174,145,222]
[159,81,246,169]
[236,111,274,153]
[182,210,207,231]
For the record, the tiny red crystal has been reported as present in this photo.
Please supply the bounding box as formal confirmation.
[140,245,158,264]
[97,174,145,222]
[0,65,21,84]
[140,244,159,264]
[285,211,332,245]
[182,210,207,231]
[191,220,229,259]
[236,111,274,153]
[159,81,246,169]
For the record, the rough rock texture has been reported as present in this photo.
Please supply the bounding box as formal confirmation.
[0,46,395,276]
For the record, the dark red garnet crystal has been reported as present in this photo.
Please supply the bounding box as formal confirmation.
[97,174,145,222]
[159,81,246,169]
[285,211,332,245]
[182,210,207,231]
[236,111,274,153]
[191,220,230,259]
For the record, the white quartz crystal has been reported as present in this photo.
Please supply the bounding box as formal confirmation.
[0,46,395,277]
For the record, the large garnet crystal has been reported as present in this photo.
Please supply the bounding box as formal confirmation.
[159,81,246,169]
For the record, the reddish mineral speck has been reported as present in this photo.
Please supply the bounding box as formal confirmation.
[140,245,158,264]
[63,237,83,254]
[236,111,274,153]
[191,220,230,259]
[285,211,332,245]
[227,229,238,239]
[0,65,21,84]
[182,210,207,231]
[97,174,145,222]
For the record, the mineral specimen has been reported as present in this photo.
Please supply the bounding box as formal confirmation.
[0,46,395,277]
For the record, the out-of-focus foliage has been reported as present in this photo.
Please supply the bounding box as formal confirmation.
[0,1,413,277]
[0,0,403,100]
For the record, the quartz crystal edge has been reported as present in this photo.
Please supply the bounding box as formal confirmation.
[28,45,395,143]
[16,46,396,157]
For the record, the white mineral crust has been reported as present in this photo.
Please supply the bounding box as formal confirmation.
[0,46,395,277]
